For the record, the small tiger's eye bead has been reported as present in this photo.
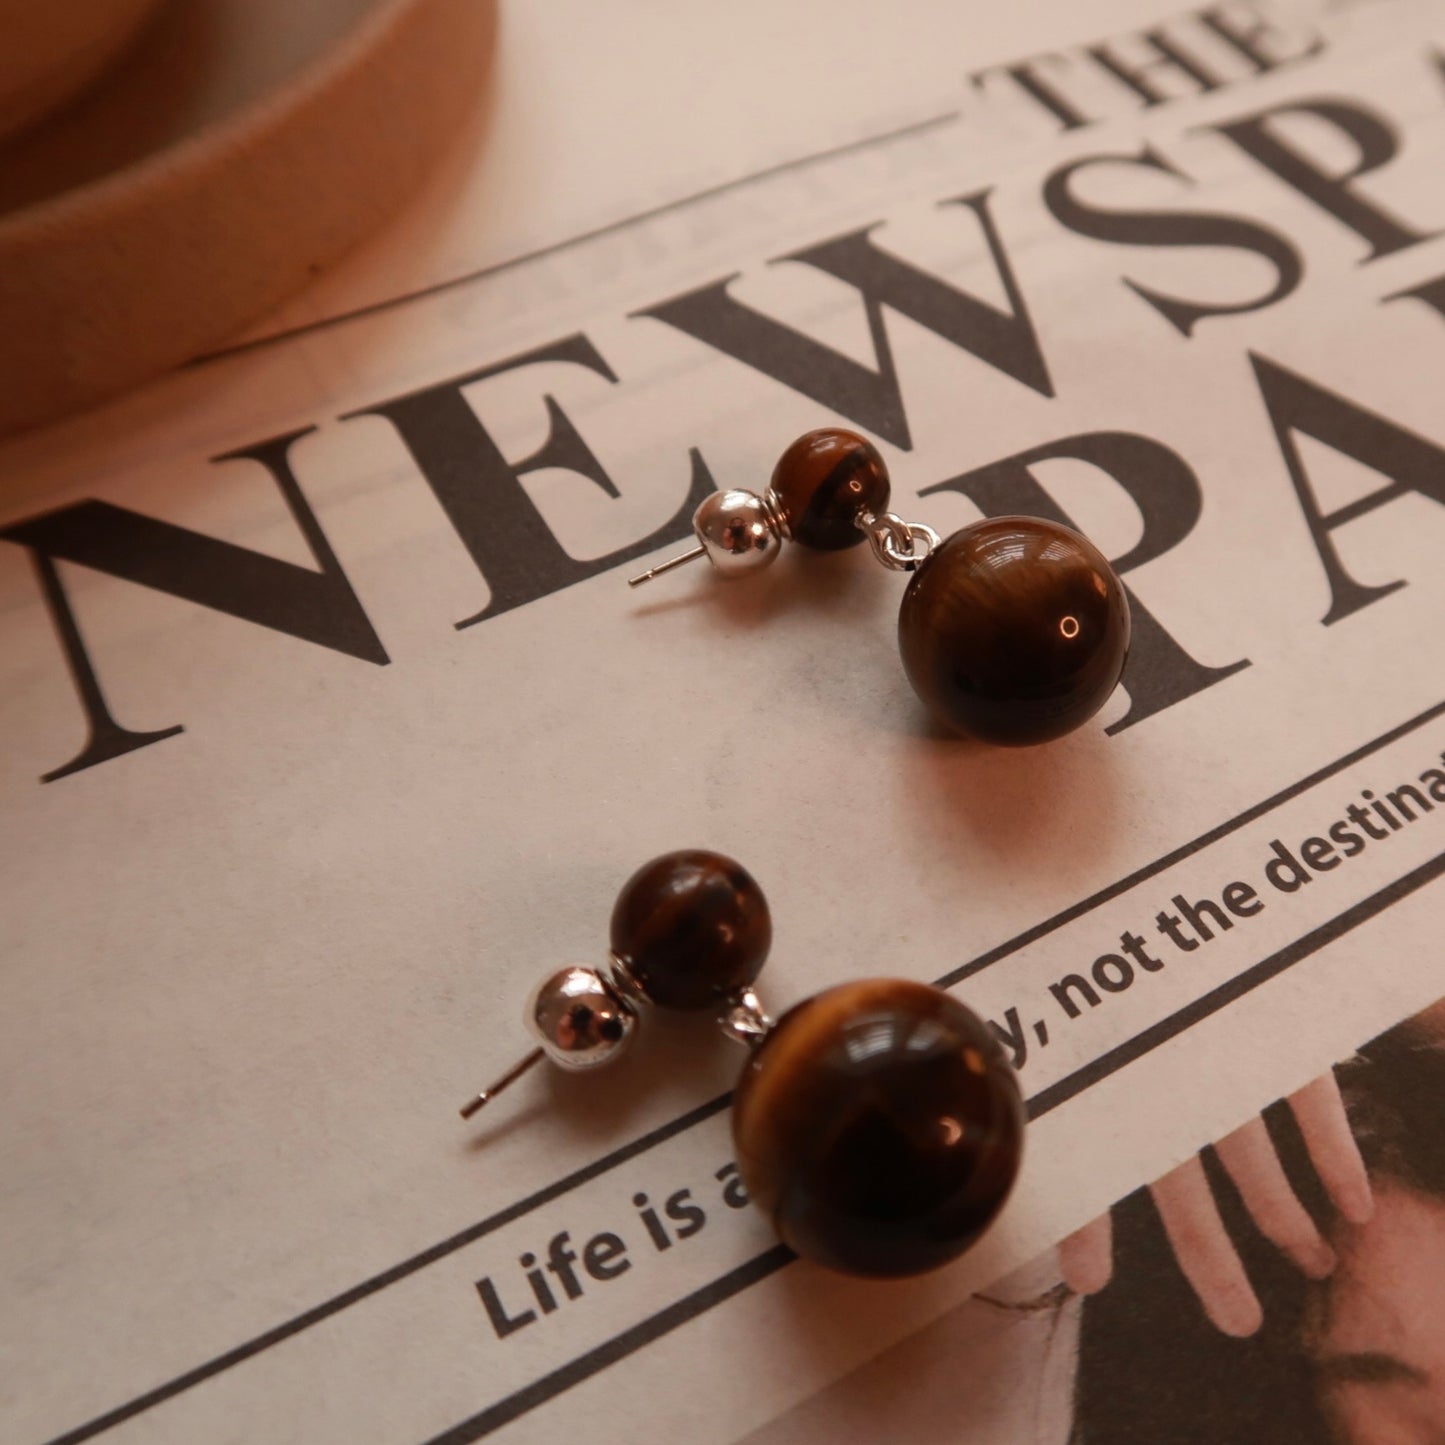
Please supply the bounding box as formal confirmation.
[769,428,891,550]
[733,979,1023,1278]
[897,516,1129,746]
[610,850,771,1011]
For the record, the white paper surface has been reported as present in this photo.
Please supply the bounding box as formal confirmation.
[2,2,1443,1442]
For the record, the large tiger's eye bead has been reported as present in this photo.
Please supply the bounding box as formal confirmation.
[610,850,771,1011]
[732,979,1023,1278]
[898,516,1129,746]
[769,428,891,550]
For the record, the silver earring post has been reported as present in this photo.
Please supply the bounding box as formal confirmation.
[627,545,706,587]
[459,1047,545,1118]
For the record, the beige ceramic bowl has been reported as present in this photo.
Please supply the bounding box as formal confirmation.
[0,0,496,436]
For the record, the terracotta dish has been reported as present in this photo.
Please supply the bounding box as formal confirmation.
[0,0,496,436]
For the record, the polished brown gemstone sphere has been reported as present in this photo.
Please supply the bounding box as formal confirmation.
[609,850,771,1011]
[769,428,891,550]
[733,978,1023,1278]
[897,516,1129,745]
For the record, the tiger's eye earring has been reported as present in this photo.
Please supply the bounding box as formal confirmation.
[630,427,1131,746]
[462,849,1024,1279]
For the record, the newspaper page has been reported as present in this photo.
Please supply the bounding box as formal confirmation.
[2,2,1443,1442]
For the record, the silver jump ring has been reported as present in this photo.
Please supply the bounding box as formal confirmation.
[718,986,774,1048]
[860,512,941,572]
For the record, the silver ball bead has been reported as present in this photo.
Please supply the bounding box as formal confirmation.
[693,489,782,576]
[524,966,637,1072]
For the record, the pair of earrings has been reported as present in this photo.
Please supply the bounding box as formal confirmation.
[463,430,1132,1279]
[462,850,1024,1280]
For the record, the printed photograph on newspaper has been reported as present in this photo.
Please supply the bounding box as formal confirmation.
[750,994,1445,1445]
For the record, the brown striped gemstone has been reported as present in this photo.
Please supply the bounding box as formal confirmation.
[733,978,1023,1277]
[898,516,1129,745]
[609,850,771,1011]
[769,427,892,550]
